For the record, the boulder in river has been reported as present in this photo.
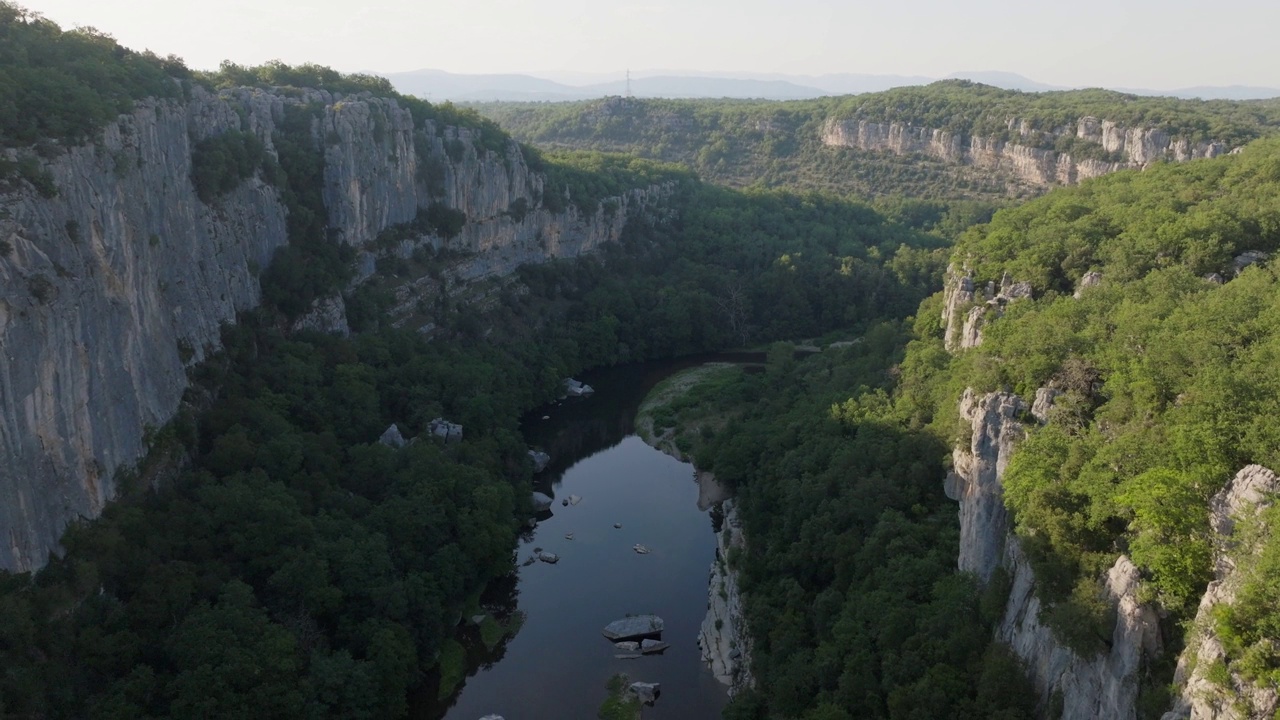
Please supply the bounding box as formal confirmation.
[641,639,670,654]
[629,682,661,705]
[531,492,553,510]
[602,615,664,640]
[537,551,559,564]
[567,494,582,506]
[528,449,551,472]
[633,544,651,554]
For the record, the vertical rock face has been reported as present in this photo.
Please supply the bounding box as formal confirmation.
[940,268,1031,351]
[1163,465,1280,720]
[947,388,1161,718]
[946,389,1026,582]
[0,88,288,572]
[0,86,669,571]
[821,116,1230,190]
[698,499,755,695]
[1000,546,1162,720]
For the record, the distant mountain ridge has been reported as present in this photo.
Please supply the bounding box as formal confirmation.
[379,68,1280,102]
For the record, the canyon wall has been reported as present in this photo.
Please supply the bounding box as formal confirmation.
[0,85,668,571]
[822,116,1230,189]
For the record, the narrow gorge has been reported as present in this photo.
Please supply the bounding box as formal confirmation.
[0,83,668,572]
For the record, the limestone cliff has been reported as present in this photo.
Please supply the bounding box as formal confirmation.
[940,266,1031,351]
[1162,466,1280,720]
[698,499,755,695]
[822,116,1230,190]
[948,386,1162,719]
[0,85,669,571]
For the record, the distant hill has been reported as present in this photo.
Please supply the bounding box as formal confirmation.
[475,82,1280,201]
[380,68,1280,102]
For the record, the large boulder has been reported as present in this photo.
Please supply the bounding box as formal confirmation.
[531,492,553,510]
[378,424,406,448]
[640,639,670,654]
[629,682,660,705]
[528,449,551,472]
[602,615,664,640]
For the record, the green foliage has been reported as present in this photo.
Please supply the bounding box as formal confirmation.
[0,319,565,717]
[917,138,1280,641]
[259,105,354,318]
[478,95,1015,201]
[476,84,1280,201]
[0,2,186,150]
[525,147,694,214]
[1213,504,1280,687]
[695,327,1035,719]
[834,81,1280,148]
[190,130,265,203]
[598,674,642,720]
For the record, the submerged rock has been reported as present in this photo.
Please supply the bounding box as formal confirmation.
[602,615,664,640]
[614,641,640,652]
[531,492,553,511]
[633,544,651,554]
[640,639,670,654]
[629,682,661,705]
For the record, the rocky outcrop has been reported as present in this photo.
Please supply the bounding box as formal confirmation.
[948,388,1162,718]
[698,499,755,695]
[946,389,1026,582]
[1000,546,1162,720]
[0,85,670,572]
[940,267,1031,351]
[602,615,664,641]
[1163,465,1280,720]
[822,115,1231,190]
[0,88,288,572]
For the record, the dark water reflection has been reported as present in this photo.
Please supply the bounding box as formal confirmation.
[418,357,746,720]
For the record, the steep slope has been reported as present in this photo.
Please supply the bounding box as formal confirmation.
[476,82,1280,200]
[922,137,1280,718]
[0,80,675,572]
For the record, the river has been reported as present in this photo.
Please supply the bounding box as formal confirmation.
[422,359,742,720]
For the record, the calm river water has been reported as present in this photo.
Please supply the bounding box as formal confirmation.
[424,359,740,720]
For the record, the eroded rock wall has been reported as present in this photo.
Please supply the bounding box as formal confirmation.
[948,387,1161,719]
[698,499,755,695]
[0,85,667,571]
[1163,465,1280,720]
[822,116,1230,189]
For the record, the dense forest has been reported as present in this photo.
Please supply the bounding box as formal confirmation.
[922,138,1280,673]
[474,83,1280,200]
[6,2,1280,718]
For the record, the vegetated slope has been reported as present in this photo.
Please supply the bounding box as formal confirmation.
[672,335,1039,720]
[653,136,1280,720]
[911,137,1280,711]
[0,17,968,713]
[474,82,1280,201]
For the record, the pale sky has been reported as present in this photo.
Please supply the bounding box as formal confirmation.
[22,0,1280,90]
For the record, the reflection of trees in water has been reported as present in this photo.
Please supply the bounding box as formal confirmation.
[413,571,522,718]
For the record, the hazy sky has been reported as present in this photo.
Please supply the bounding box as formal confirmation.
[24,0,1280,89]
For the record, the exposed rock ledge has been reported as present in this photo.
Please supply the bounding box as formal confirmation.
[1162,465,1280,720]
[0,84,670,572]
[698,498,755,695]
[822,116,1230,190]
[950,387,1160,719]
